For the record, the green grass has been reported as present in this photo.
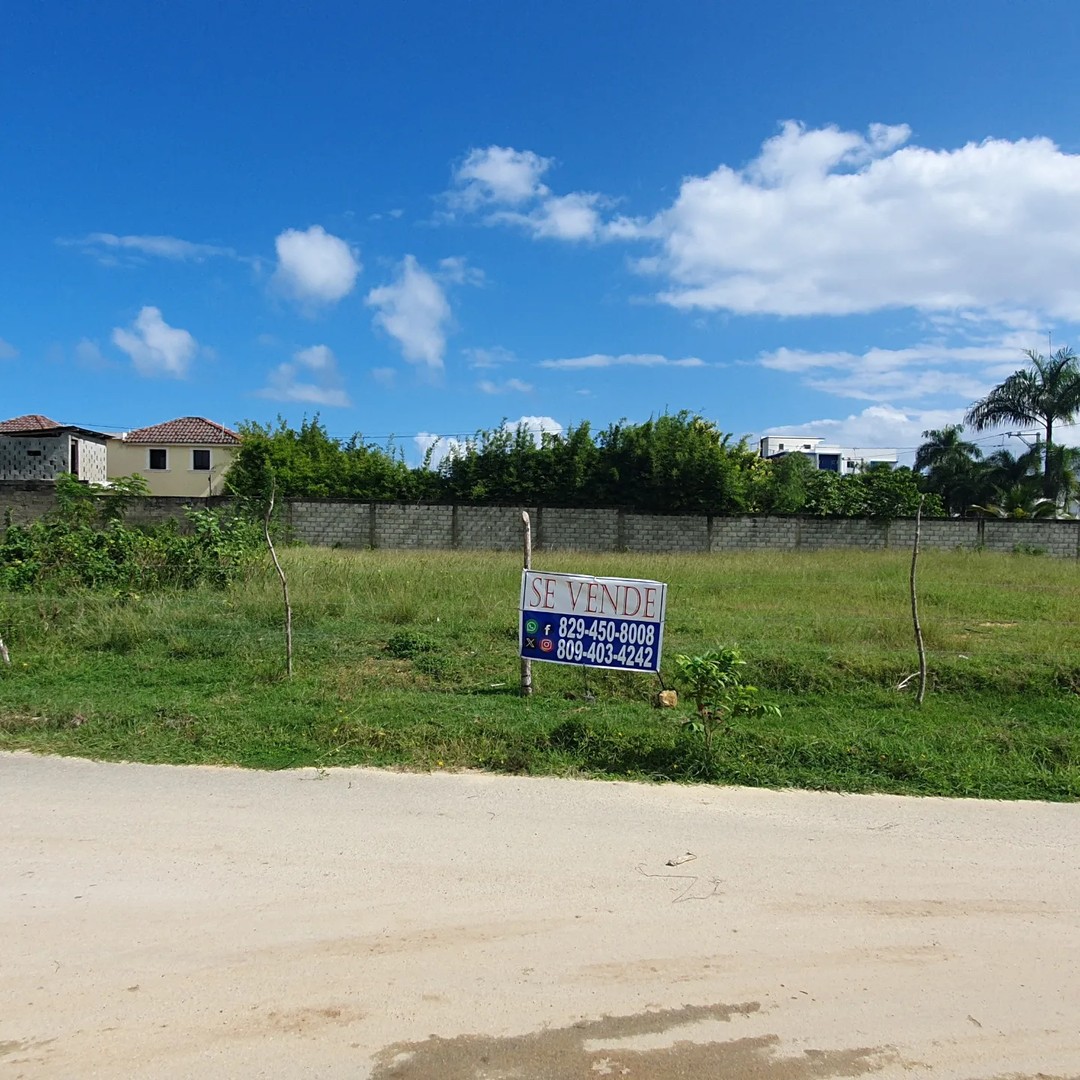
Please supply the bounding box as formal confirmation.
[1,546,1078,800]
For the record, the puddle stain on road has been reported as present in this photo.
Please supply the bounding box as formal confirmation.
[370,1002,896,1079]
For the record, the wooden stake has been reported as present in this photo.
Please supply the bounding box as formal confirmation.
[264,481,293,678]
[0,635,9,665]
[910,495,927,706]
[520,510,532,698]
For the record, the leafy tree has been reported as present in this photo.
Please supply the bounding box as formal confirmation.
[227,416,416,502]
[965,348,1080,498]
[224,412,944,520]
[857,465,942,520]
[436,412,754,513]
[758,452,816,514]
[914,425,983,516]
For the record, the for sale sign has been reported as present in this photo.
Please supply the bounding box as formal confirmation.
[519,570,667,674]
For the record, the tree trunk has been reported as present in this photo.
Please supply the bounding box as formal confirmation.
[1045,419,1054,500]
[910,495,927,707]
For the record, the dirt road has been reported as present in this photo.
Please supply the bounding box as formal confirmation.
[2,752,1078,1078]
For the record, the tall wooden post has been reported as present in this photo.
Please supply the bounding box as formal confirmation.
[520,511,533,697]
[910,495,927,706]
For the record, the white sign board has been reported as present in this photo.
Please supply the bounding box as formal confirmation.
[519,570,667,673]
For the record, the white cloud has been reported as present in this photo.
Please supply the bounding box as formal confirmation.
[257,344,350,407]
[74,338,111,371]
[437,256,485,286]
[414,432,467,468]
[450,126,1080,326]
[494,191,604,241]
[65,232,236,263]
[272,226,360,305]
[447,145,605,241]
[757,341,1026,403]
[751,300,1067,409]
[634,121,1080,320]
[0,337,17,360]
[750,121,910,185]
[451,146,553,209]
[540,352,705,370]
[111,307,198,378]
[477,377,533,394]
[464,345,517,369]
[763,405,969,464]
[505,415,563,442]
[416,416,563,467]
[366,255,452,369]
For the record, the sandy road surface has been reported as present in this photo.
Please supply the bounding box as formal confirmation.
[2,753,1078,1079]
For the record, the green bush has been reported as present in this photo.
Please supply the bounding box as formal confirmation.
[0,478,263,593]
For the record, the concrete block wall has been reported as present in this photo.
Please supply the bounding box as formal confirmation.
[456,505,538,550]
[539,507,619,551]
[888,518,975,551]
[75,438,109,485]
[372,504,454,549]
[288,500,371,547]
[0,482,60,525]
[798,517,889,551]
[6,485,1080,557]
[0,436,68,482]
[981,519,1079,557]
[710,516,799,551]
[621,513,709,553]
[121,496,227,529]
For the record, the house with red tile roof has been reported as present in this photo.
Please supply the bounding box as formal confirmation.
[108,416,241,496]
[0,414,110,483]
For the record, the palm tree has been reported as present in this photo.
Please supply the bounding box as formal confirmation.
[1043,443,1080,510]
[978,446,1042,501]
[965,347,1080,499]
[914,424,981,473]
[914,425,983,516]
[968,491,1067,519]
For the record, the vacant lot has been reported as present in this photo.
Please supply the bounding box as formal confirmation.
[1,547,1078,799]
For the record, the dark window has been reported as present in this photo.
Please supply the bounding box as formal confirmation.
[818,453,841,472]
[27,449,42,457]
[149,448,167,470]
[70,439,80,476]
[192,449,211,471]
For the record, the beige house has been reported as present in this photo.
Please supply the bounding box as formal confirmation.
[0,414,109,483]
[108,417,241,496]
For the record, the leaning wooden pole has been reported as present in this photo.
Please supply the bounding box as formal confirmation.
[520,511,533,698]
[910,495,927,706]
[264,481,294,678]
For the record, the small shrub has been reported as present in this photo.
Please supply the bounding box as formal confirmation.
[0,488,263,594]
[1012,543,1046,556]
[386,629,437,659]
[673,647,781,778]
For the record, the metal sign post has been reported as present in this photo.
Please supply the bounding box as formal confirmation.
[519,512,533,697]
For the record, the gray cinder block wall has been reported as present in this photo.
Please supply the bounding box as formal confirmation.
[4,485,1080,557]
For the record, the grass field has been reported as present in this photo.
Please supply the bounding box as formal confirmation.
[1,546,1078,800]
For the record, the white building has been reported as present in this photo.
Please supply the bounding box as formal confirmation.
[758,436,897,475]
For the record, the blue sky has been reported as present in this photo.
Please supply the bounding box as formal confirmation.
[4,0,1080,465]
